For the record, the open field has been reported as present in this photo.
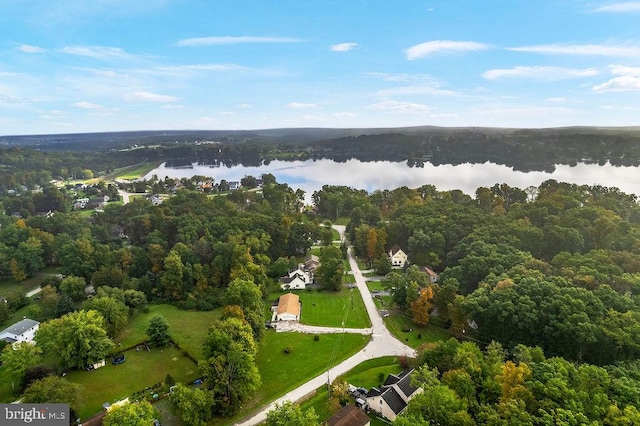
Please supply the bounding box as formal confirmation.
[266,289,370,329]
[216,331,369,425]
[66,345,199,420]
[113,161,164,180]
[384,312,451,349]
[115,304,220,358]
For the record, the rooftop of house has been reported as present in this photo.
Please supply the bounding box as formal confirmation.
[389,244,404,255]
[276,293,300,316]
[326,405,370,426]
[381,386,407,415]
[1,318,39,336]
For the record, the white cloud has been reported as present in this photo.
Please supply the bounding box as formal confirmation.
[161,104,184,109]
[124,91,179,102]
[483,66,598,80]
[286,102,318,109]
[593,64,640,91]
[330,42,358,52]
[593,2,640,12]
[72,101,103,109]
[61,46,138,60]
[546,97,567,102]
[176,36,303,47]
[238,103,252,109]
[593,76,640,92]
[508,43,640,57]
[376,85,458,96]
[406,40,489,60]
[332,112,356,118]
[610,64,640,75]
[17,44,46,53]
[367,99,431,113]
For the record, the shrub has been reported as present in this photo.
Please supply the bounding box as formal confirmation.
[401,326,411,332]
[313,334,320,341]
[165,374,175,386]
[283,346,293,354]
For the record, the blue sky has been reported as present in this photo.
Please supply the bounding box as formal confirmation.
[1,0,640,135]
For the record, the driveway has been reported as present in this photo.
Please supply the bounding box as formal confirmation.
[234,225,414,425]
[274,321,372,335]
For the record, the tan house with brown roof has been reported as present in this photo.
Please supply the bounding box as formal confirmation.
[276,293,301,321]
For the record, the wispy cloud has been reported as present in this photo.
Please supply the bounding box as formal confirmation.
[72,101,103,109]
[406,40,489,60]
[593,64,640,92]
[592,2,640,12]
[364,72,437,83]
[61,46,140,60]
[508,43,640,57]
[238,103,252,109]
[17,44,46,53]
[124,91,179,102]
[286,102,318,109]
[483,66,598,80]
[176,36,303,47]
[367,99,431,113]
[330,42,358,52]
[376,85,458,96]
[546,97,567,102]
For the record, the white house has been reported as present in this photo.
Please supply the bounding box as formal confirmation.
[279,267,312,290]
[0,318,40,344]
[388,245,408,267]
[275,293,301,321]
[365,370,422,421]
[73,198,90,209]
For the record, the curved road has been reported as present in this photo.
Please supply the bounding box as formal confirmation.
[235,225,414,425]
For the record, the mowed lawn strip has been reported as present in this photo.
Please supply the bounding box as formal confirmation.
[67,346,199,420]
[217,331,369,425]
[115,304,220,359]
[384,312,451,349]
[267,290,370,329]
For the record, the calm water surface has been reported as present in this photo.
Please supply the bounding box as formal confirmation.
[145,159,640,201]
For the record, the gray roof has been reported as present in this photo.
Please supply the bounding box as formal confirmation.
[1,318,39,336]
[381,387,407,415]
[396,372,420,399]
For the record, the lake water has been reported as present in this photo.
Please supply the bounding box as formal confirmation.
[144,159,640,202]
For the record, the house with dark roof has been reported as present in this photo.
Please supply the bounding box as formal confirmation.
[279,266,312,290]
[0,318,40,344]
[326,405,370,426]
[364,369,422,421]
[387,245,408,267]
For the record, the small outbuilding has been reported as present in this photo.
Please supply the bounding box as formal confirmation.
[275,293,301,321]
[326,405,370,426]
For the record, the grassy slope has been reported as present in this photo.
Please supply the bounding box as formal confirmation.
[216,331,369,425]
[115,304,221,359]
[384,312,451,349]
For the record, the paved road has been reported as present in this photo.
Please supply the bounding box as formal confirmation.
[234,225,415,425]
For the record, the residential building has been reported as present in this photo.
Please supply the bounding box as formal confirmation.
[418,266,439,283]
[0,318,40,344]
[275,293,301,321]
[388,245,408,267]
[365,370,422,421]
[326,405,370,426]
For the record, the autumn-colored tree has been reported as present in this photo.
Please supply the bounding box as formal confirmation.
[410,286,434,325]
[498,361,532,402]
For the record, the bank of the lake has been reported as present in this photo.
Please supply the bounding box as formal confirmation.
[144,159,640,201]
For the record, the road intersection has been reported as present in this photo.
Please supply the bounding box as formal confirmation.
[235,225,415,425]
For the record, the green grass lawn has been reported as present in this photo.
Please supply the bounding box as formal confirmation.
[67,345,199,420]
[218,331,369,425]
[266,289,370,329]
[0,274,43,298]
[384,312,451,349]
[0,366,17,403]
[115,304,221,359]
[366,281,387,292]
[114,161,164,180]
